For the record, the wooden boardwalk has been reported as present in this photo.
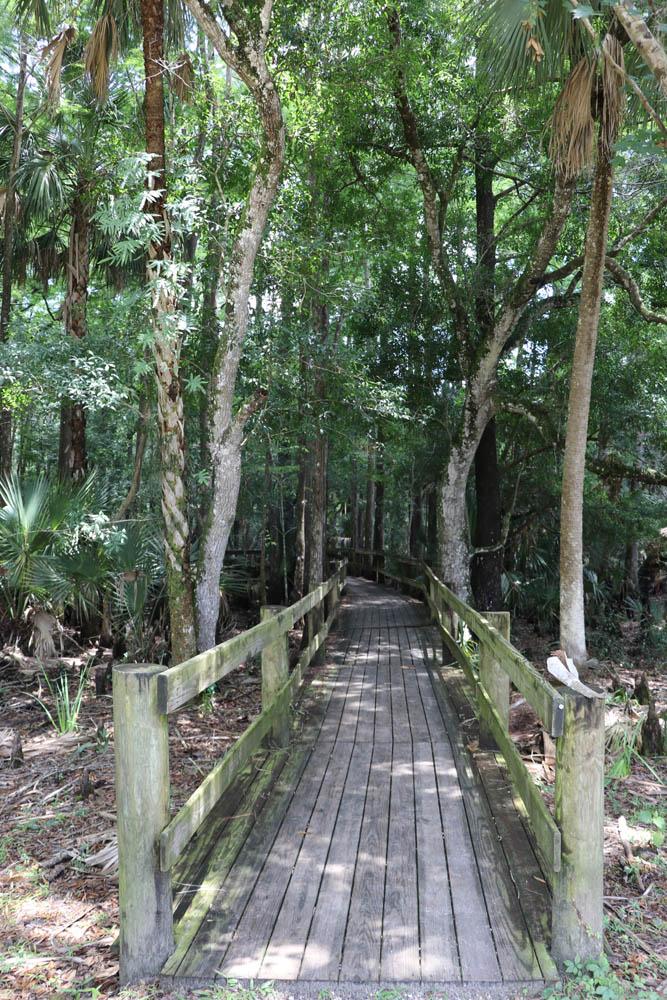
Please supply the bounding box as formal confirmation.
[165,578,555,987]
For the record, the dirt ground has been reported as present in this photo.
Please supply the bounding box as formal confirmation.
[0,614,665,1000]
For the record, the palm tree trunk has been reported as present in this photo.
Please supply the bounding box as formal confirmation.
[0,39,27,480]
[142,0,197,663]
[59,188,89,481]
[559,143,614,663]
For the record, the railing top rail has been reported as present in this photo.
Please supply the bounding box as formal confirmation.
[156,561,346,715]
[423,564,565,736]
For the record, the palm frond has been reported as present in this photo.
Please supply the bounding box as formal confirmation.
[473,0,594,87]
[600,33,625,157]
[15,149,69,218]
[171,52,194,101]
[41,27,77,109]
[13,0,50,35]
[85,13,119,102]
[549,56,596,179]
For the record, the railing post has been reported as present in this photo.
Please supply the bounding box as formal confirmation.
[260,606,290,746]
[551,689,605,967]
[113,663,173,984]
[478,611,511,749]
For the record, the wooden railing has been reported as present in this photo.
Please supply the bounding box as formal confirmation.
[112,561,347,984]
[354,552,605,967]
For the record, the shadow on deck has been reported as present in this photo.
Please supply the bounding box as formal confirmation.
[162,578,557,991]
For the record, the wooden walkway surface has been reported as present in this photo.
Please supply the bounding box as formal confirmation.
[165,578,555,987]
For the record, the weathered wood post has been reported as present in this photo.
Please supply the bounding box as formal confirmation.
[551,688,605,966]
[113,663,173,984]
[478,611,511,749]
[260,606,290,746]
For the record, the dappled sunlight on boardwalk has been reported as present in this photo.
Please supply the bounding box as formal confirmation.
[165,577,553,987]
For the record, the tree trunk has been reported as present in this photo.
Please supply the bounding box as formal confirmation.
[142,0,197,663]
[613,4,667,100]
[59,189,90,481]
[350,472,359,552]
[373,443,385,553]
[624,541,639,598]
[426,485,437,564]
[185,0,285,649]
[114,387,150,521]
[560,144,614,664]
[0,40,27,479]
[305,437,328,592]
[409,487,422,558]
[293,440,308,598]
[364,443,375,552]
[471,142,503,611]
[472,419,503,611]
[388,10,574,599]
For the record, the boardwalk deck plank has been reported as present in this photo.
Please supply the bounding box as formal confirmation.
[299,740,374,980]
[167,577,551,988]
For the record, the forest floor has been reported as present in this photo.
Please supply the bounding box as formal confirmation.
[0,612,665,1000]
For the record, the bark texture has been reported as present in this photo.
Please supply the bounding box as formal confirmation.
[613,4,667,100]
[142,0,197,663]
[472,420,503,611]
[59,189,90,481]
[471,143,503,611]
[560,146,614,664]
[185,0,285,650]
[0,41,27,479]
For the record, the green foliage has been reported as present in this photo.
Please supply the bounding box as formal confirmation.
[632,808,666,849]
[0,475,99,617]
[543,955,660,999]
[32,665,89,733]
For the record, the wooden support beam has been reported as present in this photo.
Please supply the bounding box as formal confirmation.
[552,689,605,967]
[113,664,173,984]
[476,681,561,877]
[159,694,285,870]
[157,572,338,714]
[423,566,564,736]
[261,605,290,746]
[478,611,511,750]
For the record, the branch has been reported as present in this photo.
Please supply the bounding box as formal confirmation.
[114,390,150,522]
[386,7,468,337]
[605,256,667,323]
[489,175,575,367]
[540,193,667,288]
[589,454,667,486]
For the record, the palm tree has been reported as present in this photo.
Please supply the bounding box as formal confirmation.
[13,72,130,482]
[480,3,630,662]
[0,37,28,479]
[480,0,667,103]
[85,0,197,662]
[553,39,625,662]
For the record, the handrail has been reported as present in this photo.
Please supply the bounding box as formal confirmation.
[113,560,347,985]
[423,565,565,737]
[158,572,342,713]
[370,552,605,969]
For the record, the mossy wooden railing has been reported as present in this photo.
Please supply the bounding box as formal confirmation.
[112,560,346,985]
[350,550,605,968]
